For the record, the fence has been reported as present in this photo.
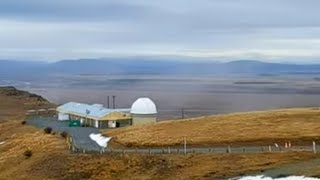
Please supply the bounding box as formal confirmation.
[66,136,319,155]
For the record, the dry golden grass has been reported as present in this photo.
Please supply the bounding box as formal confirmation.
[0,87,67,180]
[105,108,320,147]
[63,152,316,180]
[1,122,314,180]
[0,121,68,180]
[1,87,320,179]
[1,120,312,180]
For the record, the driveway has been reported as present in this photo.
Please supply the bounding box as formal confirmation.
[27,116,102,152]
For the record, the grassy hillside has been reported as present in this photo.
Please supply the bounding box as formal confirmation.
[1,87,320,179]
[0,86,69,179]
[0,86,54,122]
[105,108,320,147]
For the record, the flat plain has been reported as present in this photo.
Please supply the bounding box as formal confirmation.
[7,73,320,120]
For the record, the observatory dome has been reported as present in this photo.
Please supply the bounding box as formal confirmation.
[130,98,157,115]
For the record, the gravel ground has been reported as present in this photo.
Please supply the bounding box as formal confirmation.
[27,116,102,151]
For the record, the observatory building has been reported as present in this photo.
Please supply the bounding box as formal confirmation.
[56,102,131,128]
[56,97,157,128]
[130,98,157,125]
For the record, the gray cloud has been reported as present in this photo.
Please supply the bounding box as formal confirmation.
[0,0,320,62]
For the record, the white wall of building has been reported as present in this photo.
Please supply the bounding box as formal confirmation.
[108,120,116,128]
[80,118,84,124]
[95,120,99,128]
[58,113,69,121]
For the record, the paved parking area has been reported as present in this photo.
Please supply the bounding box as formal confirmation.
[27,116,102,151]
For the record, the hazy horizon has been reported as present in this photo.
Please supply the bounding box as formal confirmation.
[1,0,320,63]
[1,57,320,65]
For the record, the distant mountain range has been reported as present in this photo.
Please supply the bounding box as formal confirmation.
[1,58,320,80]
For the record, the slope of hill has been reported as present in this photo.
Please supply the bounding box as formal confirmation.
[1,87,320,179]
[0,86,69,179]
[0,86,54,122]
[105,108,320,147]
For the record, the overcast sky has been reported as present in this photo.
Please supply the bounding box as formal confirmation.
[1,0,320,63]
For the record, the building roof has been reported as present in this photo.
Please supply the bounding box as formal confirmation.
[57,102,130,120]
[130,98,157,115]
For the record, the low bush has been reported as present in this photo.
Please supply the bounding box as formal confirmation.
[60,131,68,138]
[43,127,52,134]
[21,121,26,125]
[23,149,32,158]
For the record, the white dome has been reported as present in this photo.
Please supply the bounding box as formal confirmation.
[130,98,157,115]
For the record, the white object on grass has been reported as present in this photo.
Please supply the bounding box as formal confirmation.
[89,133,111,148]
[0,141,5,145]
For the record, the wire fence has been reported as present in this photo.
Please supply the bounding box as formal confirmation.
[66,136,320,155]
[27,110,320,155]
[157,108,222,120]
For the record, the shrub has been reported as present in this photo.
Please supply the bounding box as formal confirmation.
[23,149,32,158]
[43,127,52,134]
[60,131,68,138]
[21,121,26,125]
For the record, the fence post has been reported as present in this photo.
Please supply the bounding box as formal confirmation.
[269,145,272,152]
[168,147,171,154]
[227,146,231,153]
[184,136,187,154]
[243,147,246,153]
[313,141,317,154]
[149,148,151,155]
